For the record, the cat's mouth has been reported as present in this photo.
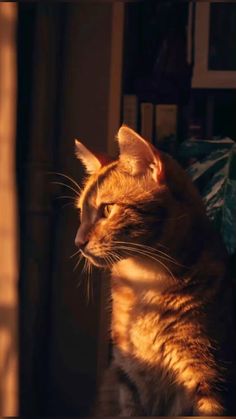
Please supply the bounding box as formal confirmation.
[80,248,109,268]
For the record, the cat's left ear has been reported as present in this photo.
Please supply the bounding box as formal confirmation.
[117,125,163,182]
[75,140,102,174]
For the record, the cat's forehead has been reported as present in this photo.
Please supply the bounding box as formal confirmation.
[78,162,146,208]
[78,161,118,207]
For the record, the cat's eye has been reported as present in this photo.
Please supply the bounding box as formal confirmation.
[103,204,113,218]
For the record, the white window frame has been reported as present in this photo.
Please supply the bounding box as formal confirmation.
[192,1,236,89]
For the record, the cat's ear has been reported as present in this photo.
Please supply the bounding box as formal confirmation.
[75,140,102,174]
[117,125,163,182]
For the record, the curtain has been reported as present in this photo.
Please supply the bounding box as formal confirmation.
[0,3,18,416]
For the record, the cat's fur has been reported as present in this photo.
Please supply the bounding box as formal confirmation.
[75,126,235,416]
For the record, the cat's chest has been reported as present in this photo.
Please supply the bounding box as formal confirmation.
[111,283,163,362]
[111,258,175,361]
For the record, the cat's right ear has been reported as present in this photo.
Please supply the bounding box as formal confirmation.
[75,140,102,174]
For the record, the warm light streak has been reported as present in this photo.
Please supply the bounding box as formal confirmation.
[0,3,18,416]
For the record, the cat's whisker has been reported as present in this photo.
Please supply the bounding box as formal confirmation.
[75,264,87,289]
[122,241,182,267]
[62,202,76,210]
[105,255,112,267]
[113,240,172,258]
[115,245,176,281]
[47,171,81,192]
[85,260,92,304]
[108,250,122,264]
[74,256,87,289]
[120,245,173,266]
[73,253,83,272]
[51,181,80,197]
[108,252,119,269]
[89,261,93,302]
[113,240,183,267]
[130,248,176,281]
[53,195,77,210]
[82,258,88,276]
[70,249,81,259]
[103,253,112,267]
[111,252,121,264]
[55,195,76,201]
[83,261,88,299]
[76,276,83,289]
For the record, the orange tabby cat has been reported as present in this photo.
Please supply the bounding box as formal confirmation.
[74,126,235,416]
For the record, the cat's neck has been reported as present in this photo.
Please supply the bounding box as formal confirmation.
[111,256,175,295]
[110,256,187,358]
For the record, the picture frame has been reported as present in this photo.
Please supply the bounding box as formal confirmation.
[192,1,236,89]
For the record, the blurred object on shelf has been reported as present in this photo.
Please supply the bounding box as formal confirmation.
[122,94,138,131]
[154,104,177,144]
[140,102,153,142]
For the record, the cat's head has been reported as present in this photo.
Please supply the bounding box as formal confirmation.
[74,126,203,268]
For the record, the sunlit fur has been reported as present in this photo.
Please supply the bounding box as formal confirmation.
[75,127,235,416]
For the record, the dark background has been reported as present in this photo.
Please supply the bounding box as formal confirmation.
[17,1,236,416]
[17,3,112,415]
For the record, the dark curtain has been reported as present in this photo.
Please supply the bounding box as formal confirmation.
[17,3,110,416]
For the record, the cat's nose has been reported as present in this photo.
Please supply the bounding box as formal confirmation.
[76,240,89,251]
[75,230,89,250]
[75,223,92,250]
[75,236,89,250]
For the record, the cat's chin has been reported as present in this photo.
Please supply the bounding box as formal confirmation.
[81,250,111,268]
